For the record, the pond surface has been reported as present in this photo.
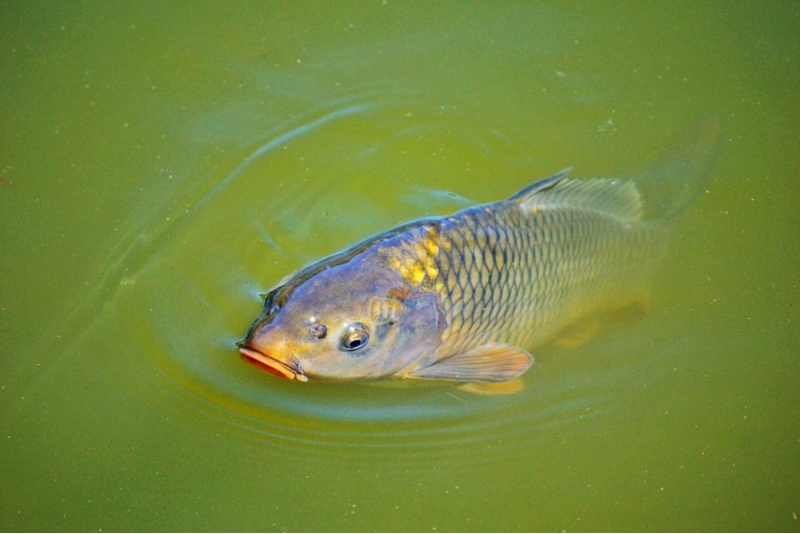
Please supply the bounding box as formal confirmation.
[2,2,798,531]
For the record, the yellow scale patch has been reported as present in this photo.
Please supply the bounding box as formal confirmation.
[387,226,444,290]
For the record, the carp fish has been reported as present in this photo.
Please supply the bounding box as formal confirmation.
[238,122,719,386]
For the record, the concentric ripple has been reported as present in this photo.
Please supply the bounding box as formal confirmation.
[58,94,681,465]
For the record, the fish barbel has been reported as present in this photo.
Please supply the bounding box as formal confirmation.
[238,121,719,384]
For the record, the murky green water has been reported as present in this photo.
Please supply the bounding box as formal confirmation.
[2,2,798,531]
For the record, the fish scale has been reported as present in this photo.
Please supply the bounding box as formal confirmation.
[379,193,663,362]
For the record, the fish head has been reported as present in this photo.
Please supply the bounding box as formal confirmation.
[239,255,443,381]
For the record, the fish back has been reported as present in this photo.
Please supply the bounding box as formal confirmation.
[380,175,666,362]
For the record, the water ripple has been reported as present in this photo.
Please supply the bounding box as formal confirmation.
[58,92,668,464]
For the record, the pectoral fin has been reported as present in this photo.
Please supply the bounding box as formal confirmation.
[458,378,525,395]
[553,318,602,349]
[409,343,533,383]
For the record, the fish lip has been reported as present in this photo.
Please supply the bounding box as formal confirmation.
[238,347,308,382]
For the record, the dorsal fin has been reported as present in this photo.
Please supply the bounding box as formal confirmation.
[511,169,643,222]
[507,168,572,202]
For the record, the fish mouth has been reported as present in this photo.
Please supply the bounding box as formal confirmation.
[238,347,308,382]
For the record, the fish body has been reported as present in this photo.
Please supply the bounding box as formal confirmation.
[239,124,718,384]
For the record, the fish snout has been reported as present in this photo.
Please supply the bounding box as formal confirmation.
[238,325,308,382]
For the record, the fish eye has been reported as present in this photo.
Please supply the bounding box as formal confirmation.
[309,322,327,339]
[340,323,369,352]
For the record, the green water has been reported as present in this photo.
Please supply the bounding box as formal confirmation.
[2,2,798,531]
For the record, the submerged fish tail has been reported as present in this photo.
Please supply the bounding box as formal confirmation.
[637,117,722,221]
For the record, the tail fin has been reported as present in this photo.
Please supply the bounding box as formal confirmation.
[637,117,722,221]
